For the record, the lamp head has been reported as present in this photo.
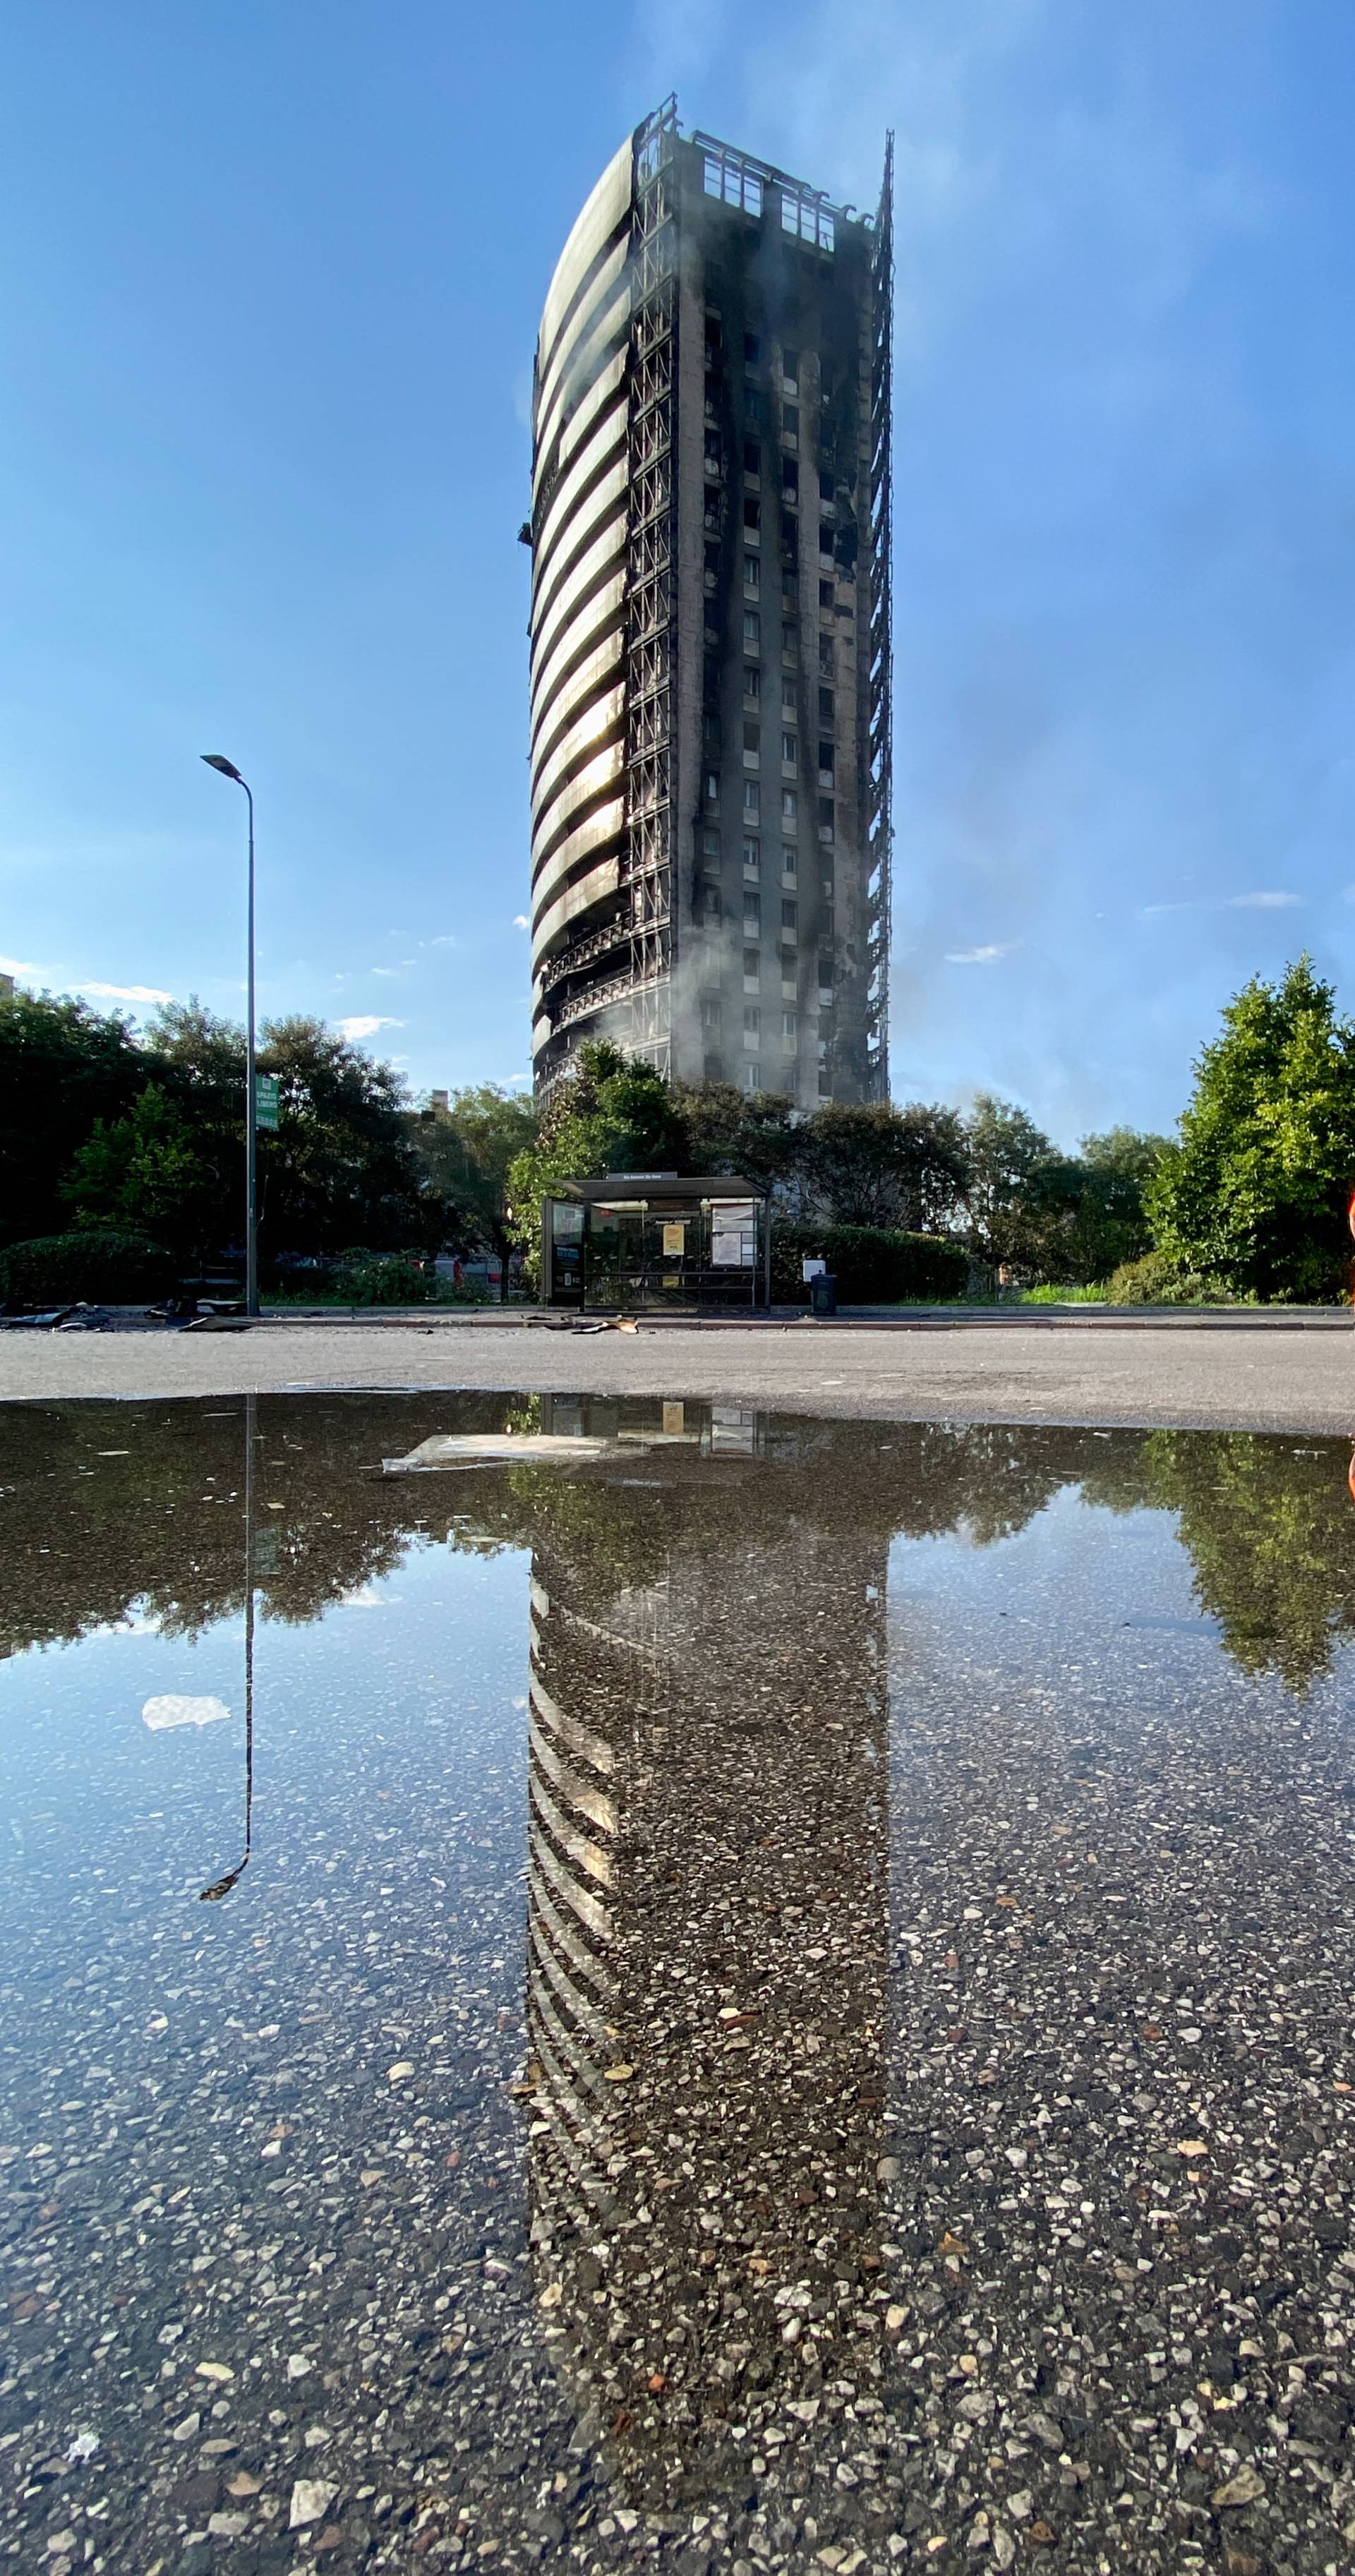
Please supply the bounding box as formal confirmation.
[201,753,244,783]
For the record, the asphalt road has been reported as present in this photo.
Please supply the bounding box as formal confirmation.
[3,1315,1354,1433]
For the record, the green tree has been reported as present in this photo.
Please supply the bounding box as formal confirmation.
[960,1094,1060,1274]
[0,989,147,1247]
[506,1041,686,1282]
[671,1081,805,1196]
[1147,958,1355,1302]
[142,1001,435,1260]
[1024,1127,1168,1284]
[411,1084,539,1294]
[805,1100,972,1233]
[64,1083,219,1258]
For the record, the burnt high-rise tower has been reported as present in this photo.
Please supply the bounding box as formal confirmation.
[528,101,893,1107]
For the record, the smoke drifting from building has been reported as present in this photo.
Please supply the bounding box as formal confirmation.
[528,101,893,1109]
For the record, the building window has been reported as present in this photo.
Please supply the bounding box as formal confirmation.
[819,522,835,560]
[744,496,761,533]
[818,797,835,835]
[701,995,721,1031]
[782,1011,797,1042]
[704,372,720,414]
[701,826,720,856]
[743,439,761,475]
[743,719,760,757]
[703,886,721,920]
[744,330,761,362]
[818,741,834,781]
[704,1053,723,1081]
[781,676,797,714]
[782,731,798,766]
[783,196,834,251]
[742,838,760,873]
[743,608,760,646]
[703,152,762,215]
[781,898,798,931]
[819,633,834,677]
[743,892,761,927]
[743,1006,760,1036]
[743,1062,761,1093]
[744,780,760,814]
[745,387,763,424]
[704,430,721,469]
[818,956,833,989]
[705,771,720,802]
[819,686,835,726]
[819,469,835,502]
[818,1069,831,1097]
[743,946,760,982]
[781,565,797,601]
[783,404,800,442]
[704,544,720,586]
[782,787,798,820]
[781,843,797,876]
[744,553,760,591]
[783,349,799,388]
[782,458,799,499]
[819,579,834,608]
[781,619,797,655]
[743,663,761,700]
[705,314,722,354]
[703,711,721,752]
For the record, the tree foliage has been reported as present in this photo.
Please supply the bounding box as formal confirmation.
[507,1042,687,1282]
[805,1101,972,1233]
[0,989,146,1248]
[411,1084,538,1287]
[65,1083,219,1258]
[1147,958,1355,1303]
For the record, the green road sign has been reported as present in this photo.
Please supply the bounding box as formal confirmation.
[255,1074,279,1132]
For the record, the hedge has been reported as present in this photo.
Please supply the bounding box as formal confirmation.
[0,1232,176,1307]
[771,1221,968,1305]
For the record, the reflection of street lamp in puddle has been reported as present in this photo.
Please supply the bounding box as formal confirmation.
[198,1394,258,1903]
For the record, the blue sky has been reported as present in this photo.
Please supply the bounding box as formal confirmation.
[1,0,1352,1142]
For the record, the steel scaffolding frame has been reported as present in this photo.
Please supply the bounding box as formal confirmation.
[865,133,894,1102]
[621,97,679,1078]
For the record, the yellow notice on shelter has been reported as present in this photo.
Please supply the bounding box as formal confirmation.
[661,1222,686,1256]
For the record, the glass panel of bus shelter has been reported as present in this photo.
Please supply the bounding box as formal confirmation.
[586,1203,648,1306]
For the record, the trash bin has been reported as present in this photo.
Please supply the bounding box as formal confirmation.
[809,1272,838,1318]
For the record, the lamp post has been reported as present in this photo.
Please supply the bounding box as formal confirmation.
[200,754,259,1317]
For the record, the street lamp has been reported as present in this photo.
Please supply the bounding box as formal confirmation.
[200,753,259,1318]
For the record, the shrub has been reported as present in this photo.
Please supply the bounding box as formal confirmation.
[331,1248,436,1306]
[1105,1252,1222,1306]
[772,1222,968,1306]
[0,1231,176,1308]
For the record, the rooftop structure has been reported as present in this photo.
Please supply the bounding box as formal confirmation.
[528,101,893,1109]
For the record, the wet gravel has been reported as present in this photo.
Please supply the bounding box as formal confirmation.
[0,1395,1351,2575]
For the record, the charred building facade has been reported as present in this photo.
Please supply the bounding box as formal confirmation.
[528,101,893,1108]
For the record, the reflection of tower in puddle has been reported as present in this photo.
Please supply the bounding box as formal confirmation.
[524,1400,891,2508]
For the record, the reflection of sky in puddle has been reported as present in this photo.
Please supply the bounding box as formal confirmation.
[1,1395,1353,2573]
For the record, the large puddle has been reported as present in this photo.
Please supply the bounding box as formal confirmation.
[1,1394,1352,2575]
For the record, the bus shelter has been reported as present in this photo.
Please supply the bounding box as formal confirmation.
[542,1174,771,1313]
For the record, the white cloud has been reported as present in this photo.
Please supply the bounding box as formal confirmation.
[337,1014,404,1042]
[512,914,529,930]
[142,1695,229,1732]
[944,941,1015,965]
[80,981,174,1004]
[1227,890,1302,909]
[426,934,462,949]
[0,952,43,977]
